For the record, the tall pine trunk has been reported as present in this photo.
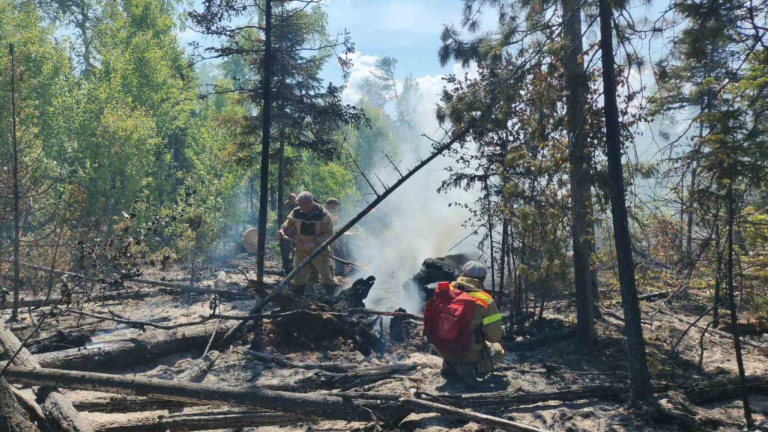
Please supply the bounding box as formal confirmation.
[499,218,508,309]
[726,182,754,427]
[561,0,596,347]
[256,0,273,285]
[686,162,697,265]
[598,0,652,401]
[487,196,496,297]
[714,222,722,323]
[277,130,290,274]
[10,44,21,322]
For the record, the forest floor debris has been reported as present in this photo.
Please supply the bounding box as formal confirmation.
[2,249,768,431]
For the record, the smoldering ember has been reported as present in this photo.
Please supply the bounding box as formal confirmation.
[2,0,768,431]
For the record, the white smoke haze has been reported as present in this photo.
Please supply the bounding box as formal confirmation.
[343,53,482,315]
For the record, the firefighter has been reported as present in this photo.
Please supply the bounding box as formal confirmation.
[276,191,338,297]
[430,261,504,383]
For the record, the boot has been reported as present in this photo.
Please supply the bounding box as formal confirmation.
[323,284,340,298]
[440,360,458,378]
[455,363,481,388]
[292,284,306,297]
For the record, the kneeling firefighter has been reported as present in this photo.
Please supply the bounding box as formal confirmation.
[423,261,504,383]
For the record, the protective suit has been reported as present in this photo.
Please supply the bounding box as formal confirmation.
[279,203,336,292]
[434,276,504,378]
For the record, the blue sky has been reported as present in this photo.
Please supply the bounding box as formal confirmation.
[321,0,468,83]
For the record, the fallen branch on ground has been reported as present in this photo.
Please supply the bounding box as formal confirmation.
[347,308,423,320]
[401,397,547,432]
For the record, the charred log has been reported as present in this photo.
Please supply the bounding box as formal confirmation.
[28,330,91,354]
[0,377,40,432]
[332,276,376,309]
[0,319,93,432]
[91,409,309,432]
[35,322,230,371]
[173,350,219,383]
[266,364,417,392]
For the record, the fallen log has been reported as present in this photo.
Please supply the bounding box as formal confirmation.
[35,322,231,371]
[10,387,49,428]
[685,375,768,403]
[503,327,576,351]
[173,350,219,383]
[0,376,40,432]
[638,291,670,301]
[91,409,311,432]
[267,364,418,392]
[657,309,768,352]
[401,397,547,432]
[27,329,91,354]
[156,285,255,299]
[2,366,376,421]
[245,350,352,373]
[0,289,152,310]
[0,318,93,432]
[73,351,221,414]
[73,395,196,413]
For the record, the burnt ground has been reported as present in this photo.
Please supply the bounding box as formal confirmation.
[3,246,768,432]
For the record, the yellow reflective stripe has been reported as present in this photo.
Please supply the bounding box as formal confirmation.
[482,313,502,326]
[466,292,492,301]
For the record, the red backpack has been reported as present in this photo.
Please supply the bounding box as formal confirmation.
[423,282,477,353]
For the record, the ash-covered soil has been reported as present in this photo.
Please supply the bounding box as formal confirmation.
[4,248,768,432]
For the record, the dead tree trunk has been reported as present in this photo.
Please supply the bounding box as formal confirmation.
[0,319,93,432]
[35,322,230,371]
[2,366,375,421]
[562,0,596,348]
[220,127,471,347]
[10,43,21,322]
[598,0,652,401]
[255,0,273,285]
[277,130,290,274]
[726,182,754,427]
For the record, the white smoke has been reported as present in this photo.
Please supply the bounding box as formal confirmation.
[343,54,481,315]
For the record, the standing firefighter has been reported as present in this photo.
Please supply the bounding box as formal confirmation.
[276,191,338,297]
[424,261,504,384]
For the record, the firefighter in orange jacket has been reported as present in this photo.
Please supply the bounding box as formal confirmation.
[435,261,504,382]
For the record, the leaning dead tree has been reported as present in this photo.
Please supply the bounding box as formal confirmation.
[220,126,471,346]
